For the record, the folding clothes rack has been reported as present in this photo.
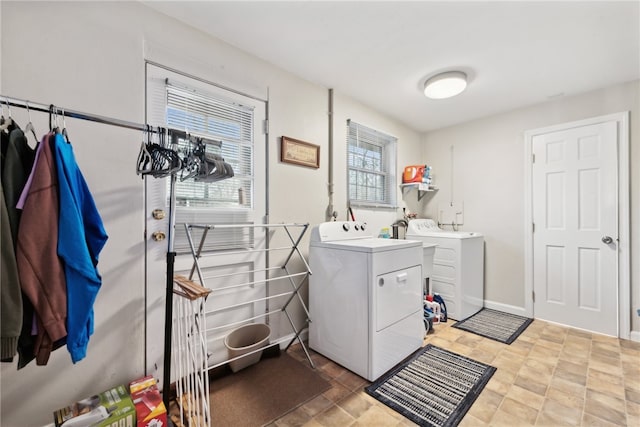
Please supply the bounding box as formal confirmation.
[181,222,314,369]
[0,94,195,413]
[166,222,314,426]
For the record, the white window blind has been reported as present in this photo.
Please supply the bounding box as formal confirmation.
[166,81,254,209]
[154,80,257,254]
[347,120,397,207]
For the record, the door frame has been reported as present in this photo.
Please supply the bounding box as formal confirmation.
[523,112,630,339]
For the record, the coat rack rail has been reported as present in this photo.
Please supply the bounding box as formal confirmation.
[0,93,183,415]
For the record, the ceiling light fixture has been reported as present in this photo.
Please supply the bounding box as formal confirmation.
[423,71,467,99]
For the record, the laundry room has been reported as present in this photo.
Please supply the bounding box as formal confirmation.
[1,2,639,427]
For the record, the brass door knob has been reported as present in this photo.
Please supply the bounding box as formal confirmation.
[152,231,166,242]
[152,209,166,220]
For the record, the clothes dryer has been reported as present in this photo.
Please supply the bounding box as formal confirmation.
[309,221,424,381]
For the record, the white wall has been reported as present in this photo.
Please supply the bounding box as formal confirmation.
[0,2,423,426]
[420,80,640,333]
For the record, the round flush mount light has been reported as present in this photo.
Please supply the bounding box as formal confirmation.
[423,71,467,99]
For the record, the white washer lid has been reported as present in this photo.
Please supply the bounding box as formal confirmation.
[406,231,483,239]
[310,237,422,253]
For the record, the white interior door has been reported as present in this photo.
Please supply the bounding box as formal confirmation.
[144,64,266,388]
[532,121,618,336]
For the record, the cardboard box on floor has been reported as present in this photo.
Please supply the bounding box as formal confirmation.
[129,376,167,427]
[53,385,135,427]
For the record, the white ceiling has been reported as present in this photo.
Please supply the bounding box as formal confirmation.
[143,1,640,132]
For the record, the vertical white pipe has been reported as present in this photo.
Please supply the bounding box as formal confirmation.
[326,88,334,221]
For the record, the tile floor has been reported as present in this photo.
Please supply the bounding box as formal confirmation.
[273,320,640,426]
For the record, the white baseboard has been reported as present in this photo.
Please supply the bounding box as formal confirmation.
[483,300,529,317]
[483,300,640,341]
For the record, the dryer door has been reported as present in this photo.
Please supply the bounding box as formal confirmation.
[375,265,422,331]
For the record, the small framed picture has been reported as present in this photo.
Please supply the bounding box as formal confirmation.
[280,136,320,169]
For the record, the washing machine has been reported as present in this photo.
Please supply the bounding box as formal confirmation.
[406,219,484,320]
[309,221,424,381]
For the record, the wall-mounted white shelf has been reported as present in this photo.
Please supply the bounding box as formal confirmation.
[400,183,438,201]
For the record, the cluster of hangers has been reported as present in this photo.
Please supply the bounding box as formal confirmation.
[0,98,38,143]
[136,126,235,182]
[0,98,72,144]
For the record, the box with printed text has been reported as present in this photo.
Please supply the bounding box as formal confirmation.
[53,385,135,427]
[129,376,167,427]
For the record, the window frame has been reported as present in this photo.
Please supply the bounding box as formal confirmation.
[346,119,397,208]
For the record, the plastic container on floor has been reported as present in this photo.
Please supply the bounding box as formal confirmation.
[224,323,271,373]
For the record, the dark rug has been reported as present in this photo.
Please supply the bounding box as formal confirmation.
[365,344,495,427]
[209,351,331,426]
[452,308,534,344]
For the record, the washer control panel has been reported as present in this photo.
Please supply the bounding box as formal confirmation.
[311,221,370,242]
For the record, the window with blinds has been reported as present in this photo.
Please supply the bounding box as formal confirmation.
[347,120,397,207]
[147,78,260,254]
[166,82,254,209]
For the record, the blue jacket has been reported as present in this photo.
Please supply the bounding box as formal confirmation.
[54,134,108,363]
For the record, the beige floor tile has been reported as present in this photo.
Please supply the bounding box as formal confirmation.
[491,366,518,384]
[504,383,545,410]
[300,395,334,418]
[591,333,620,345]
[353,404,404,426]
[584,389,627,426]
[554,360,588,386]
[428,336,454,349]
[492,351,526,374]
[491,407,536,426]
[626,388,640,404]
[455,333,483,347]
[586,371,626,399]
[499,396,539,423]
[466,389,504,423]
[468,347,497,364]
[581,412,625,427]
[539,333,565,346]
[508,339,534,356]
[519,363,554,385]
[546,386,585,411]
[319,360,348,380]
[536,335,564,354]
[458,413,488,426]
[485,376,511,395]
[514,374,548,397]
[443,341,475,356]
[528,343,561,361]
[313,404,356,427]
[536,398,583,426]
[549,375,587,397]
[567,328,592,340]
[322,380,352,403]
[476,338,506,354]
[627,399,640,417]
[589,356,623,377]
[334,370,367,392]
[336,392,373,419]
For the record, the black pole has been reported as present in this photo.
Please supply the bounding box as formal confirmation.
[162,251,176,413]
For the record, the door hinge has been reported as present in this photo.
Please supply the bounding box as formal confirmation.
[532,291,536,302]
[262,119,269,134]
[532,223,535,233]
[532,153,535,163]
